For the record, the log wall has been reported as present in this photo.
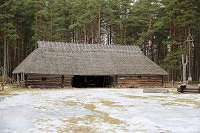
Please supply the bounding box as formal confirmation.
[117,75,163,88]
[21,74,163,88]
[25,74,72,88]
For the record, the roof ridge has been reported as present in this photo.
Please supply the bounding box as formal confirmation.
[37,41,142,53]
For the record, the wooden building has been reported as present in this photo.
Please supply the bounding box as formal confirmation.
[13,41,168,88]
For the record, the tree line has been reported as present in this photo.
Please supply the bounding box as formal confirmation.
[0,0,200,82]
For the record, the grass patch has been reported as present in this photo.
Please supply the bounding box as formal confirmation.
[34,106,50,110]
[52,100,83,107]
[175,98,200,108]
[101,100,124,107]
[84,104,96,111]
[0,87,44,95]
[161,102,188,107]
[58,125,96,133]
[67,113,122,125]
[36,118,52,123]
[0,91,16,96]
[149,96,169,98]
[36,119,97,133]
[170,91,181,94]
[122,95,149,99]
[66,115,98,124]
[65,103,123,125]
[101,113,121,124]
[63,101,82,106]
[0,88,18,96]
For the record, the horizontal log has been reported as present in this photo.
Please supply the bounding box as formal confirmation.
[27,76,61,78]
[64,80,72,82]
[26,80,72,83]
[27,79,62,81]
[118,80,162,83]
[27,76,62,78]
[27,86,63,88]
[27,84,63,86]
[64,84,71,86]
[117,83,162,86]
[27,77,62,80]
[118,82,162,86]
[118,83,162,85]
[26,81,63,84]
[27,74,72,77]
[118,75,162,78]
[118,77,162,80]
[119,80,161,83]
[26,84,62,86]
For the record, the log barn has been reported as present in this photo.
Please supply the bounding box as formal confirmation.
[13,41,168,88]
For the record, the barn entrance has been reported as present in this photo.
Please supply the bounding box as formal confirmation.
[72,76,114,88]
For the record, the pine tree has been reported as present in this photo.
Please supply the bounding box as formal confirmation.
[0,0,18,77]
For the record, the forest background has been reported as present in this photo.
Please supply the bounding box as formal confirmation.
[0,0,200,82]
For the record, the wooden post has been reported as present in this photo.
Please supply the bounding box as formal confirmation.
[115,75,118,87]
[20,73,23,87]
[61,75,64,88]
[2,75,5,91]
[17,73,19,84]
[162,76,164,86]
[182,54,188,84]
[21,73,23,81]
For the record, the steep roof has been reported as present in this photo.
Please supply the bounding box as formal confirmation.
[13,41,168,75]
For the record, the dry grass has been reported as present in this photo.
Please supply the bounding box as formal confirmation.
[66,113,122,125]
[149,96,169,98]
[36,118,97,133]
[0,88,18,95]
[84,104,96,111]
[63,101,82,106]
[101,100,124,107]
[64,102,123,125]
[83,103,122,125]
[0,87,43,94]
[161,102,189,107]
[66,115,98,124]
[175,98,200,108]
[34,106,50,110]
[164,82,179,88]
[36,118,52,123]
[122,95,149,99]
[58,125,96,133]
[101,113,121,124]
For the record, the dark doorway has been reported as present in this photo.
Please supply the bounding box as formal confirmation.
[72,76,114,88]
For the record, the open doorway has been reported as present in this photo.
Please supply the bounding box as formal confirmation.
[72,75,114,88]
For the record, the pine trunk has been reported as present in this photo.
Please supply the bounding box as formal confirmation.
[3,35,7,78]
[144,40,146,56]
[123,22,126,45]
[110,24,112,44]
[50,8,53,40]
[98,9,101,44]
[3,8,7,78]
[93,20,96,44]
[151,39,154,61]
[114,27,116,45]
[84,23,87,44]
[148,11,153,60]
[198,22,200,81]
[156,42,160,65]
[106,23,109,45]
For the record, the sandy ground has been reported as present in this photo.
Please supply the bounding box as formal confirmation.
[0,88,200,133]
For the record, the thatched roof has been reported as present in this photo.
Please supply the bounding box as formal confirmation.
[13,41,168,75]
